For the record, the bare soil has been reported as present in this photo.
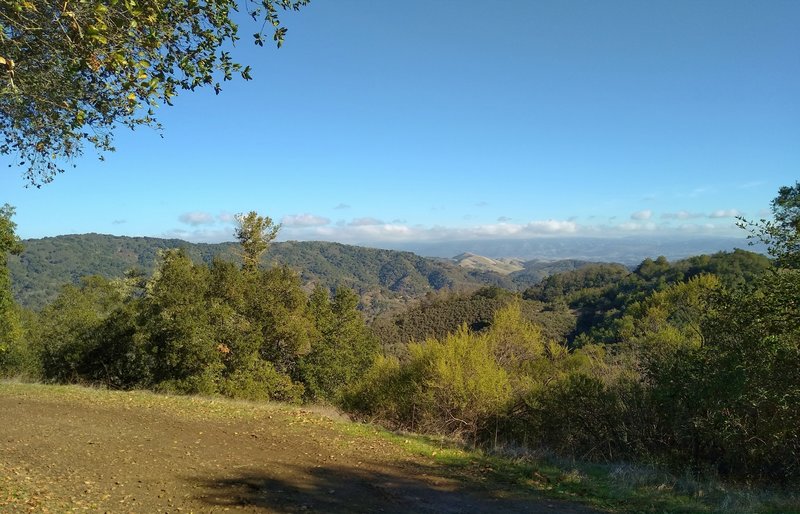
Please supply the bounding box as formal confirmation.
[0,384,603,513]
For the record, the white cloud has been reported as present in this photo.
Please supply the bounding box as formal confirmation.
[630,210,652,221]
[179,211,215,226]
[333,203,351,210]
[497,216,512,222]
[162,228,234,243]
[661,210,704,220]
[480,220,579,237]
[709,209,743,219]
[281,213,330,227]
[283,218,579,243]
[218,212,236,223]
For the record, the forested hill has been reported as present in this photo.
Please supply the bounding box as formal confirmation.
[8,234,593,312]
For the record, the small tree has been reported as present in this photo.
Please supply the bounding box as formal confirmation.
[234,211,280,273]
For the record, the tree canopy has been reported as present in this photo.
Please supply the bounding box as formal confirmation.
[234,211,280,272]
[0,0,309,185]
[0,204,23,372]
[740,181,800,269]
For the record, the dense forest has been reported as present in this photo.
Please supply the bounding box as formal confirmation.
[1,184,799,486]
[7,234,594,315]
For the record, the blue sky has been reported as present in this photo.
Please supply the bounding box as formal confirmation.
[1,0,797,247]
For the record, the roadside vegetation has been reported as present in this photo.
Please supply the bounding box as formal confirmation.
[1,183,799,511]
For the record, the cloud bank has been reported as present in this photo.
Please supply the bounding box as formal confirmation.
[179,211,215,226]
[166,207,745,244]
[281,213,331,227]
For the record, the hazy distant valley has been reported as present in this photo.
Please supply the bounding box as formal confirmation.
[386,235,761,265]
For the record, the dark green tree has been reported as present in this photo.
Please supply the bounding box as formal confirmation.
[299,286,378,402]
[34,275,127,383]
[696,269,800,481]
[0,204,23,375]
[208,258,303,402]
[0,0,309,184]
[138,249,221,393]
[246,265,313,376]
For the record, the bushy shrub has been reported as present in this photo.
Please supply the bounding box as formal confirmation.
[220,359,304,403]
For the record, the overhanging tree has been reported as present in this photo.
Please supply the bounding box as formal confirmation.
[0,0,309,185]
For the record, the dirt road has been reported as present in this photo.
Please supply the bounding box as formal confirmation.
[0,384,603,513]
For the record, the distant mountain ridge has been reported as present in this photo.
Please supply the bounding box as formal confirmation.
[385,236,761,265]
[8,234,598,313]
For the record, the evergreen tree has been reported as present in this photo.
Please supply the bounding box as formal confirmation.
[234,211,280,273]
[0,204,23,375]
[300,286,378,401]
[139,249,222,394]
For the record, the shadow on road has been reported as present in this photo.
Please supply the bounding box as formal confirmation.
[189,460,603,514]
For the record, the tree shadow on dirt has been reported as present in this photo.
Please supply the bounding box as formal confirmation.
[189,460,603,514]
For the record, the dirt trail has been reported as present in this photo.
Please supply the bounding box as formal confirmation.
[0,386,603,513]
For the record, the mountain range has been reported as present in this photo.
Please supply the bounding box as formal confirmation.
[8,234,594,313]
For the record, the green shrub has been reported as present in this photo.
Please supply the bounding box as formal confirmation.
[220,359,303,403]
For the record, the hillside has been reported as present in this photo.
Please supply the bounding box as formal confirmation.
[6,234,512,312]
[452,252,525,274]
[8,234,603,313]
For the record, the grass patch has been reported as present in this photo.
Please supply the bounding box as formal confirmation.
[333,417,800,514]
[0,380,296,422]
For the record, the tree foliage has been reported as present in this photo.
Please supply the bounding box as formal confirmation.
[299,286,379,402]
[234,211,280,273]
[740,181,800,269]
[7,234,518,314]
[0,204,24,374]
[344,185,800,482]
[22,214,377,404]
[344,302,563,441]
[0,0,309,184]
